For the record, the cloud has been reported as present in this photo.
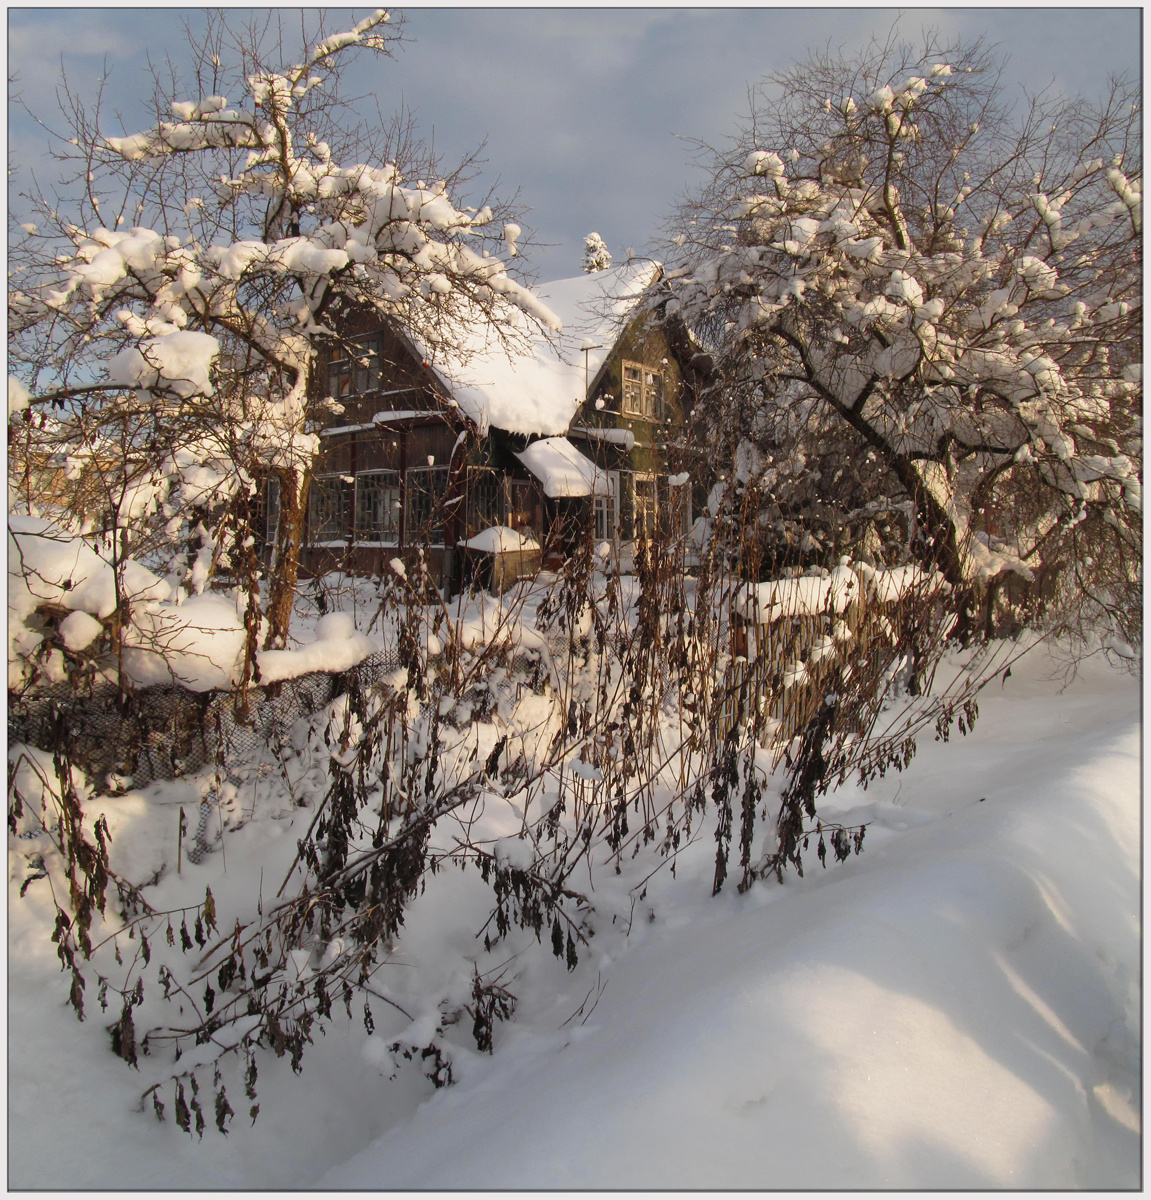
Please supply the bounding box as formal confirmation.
[8,16,141,60]
[8,6,1140,282]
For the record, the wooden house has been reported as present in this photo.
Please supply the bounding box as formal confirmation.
[283,261,709,594]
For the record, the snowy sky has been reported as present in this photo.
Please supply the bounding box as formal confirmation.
[7,6,1141,281]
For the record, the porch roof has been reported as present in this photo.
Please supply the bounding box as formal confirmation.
[514,436,611,499]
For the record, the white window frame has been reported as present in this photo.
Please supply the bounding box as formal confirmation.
[594,470,621,544]
[620,360,663,420]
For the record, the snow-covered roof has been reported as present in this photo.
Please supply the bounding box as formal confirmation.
[514,436,611,499]
[420,260,660,437]
[460,526,540,553]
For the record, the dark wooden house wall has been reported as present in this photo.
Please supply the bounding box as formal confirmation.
[302,317,554,589]
[299,302,705,590]
[568,311,703,544]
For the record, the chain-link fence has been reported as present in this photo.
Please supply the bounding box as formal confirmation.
[9,612,689,798]
[8,649,403,791]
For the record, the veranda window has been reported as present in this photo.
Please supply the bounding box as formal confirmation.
[465,468,507,536]
[406,465,450,546]
[354,470,401,544]
[308,474,351,543]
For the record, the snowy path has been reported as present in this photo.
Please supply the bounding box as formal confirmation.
[322,649,1141,1190]
[8,646,1140,1189]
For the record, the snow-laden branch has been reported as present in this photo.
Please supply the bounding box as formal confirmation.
[660,55,1140,597]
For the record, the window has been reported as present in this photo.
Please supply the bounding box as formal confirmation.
[620,361,663,420]
[594,471,621,543]
[665,478,693,540]
[264,476,281,546]
[464,468,507,536]
[309,475,351,543]
[406,465,450,546]
[354,470,401,544]
[633,473,659,540]
[327,334,381,399]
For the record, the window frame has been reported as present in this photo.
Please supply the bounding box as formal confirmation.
[326,333,382,400]
[354,469,402,545]
[620,359,664,420]
[594,470,621,544]
[308,473,352,545]
[405,464,451,547]
[464,467,509,538]
[632,471,659,540]
[264,475,281,546]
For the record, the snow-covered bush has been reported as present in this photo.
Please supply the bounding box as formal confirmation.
[9,503,1024,1138]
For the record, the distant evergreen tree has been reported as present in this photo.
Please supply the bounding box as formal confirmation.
[582,231,612,272]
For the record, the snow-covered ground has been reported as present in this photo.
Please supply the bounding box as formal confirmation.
[8,641,1140,1189]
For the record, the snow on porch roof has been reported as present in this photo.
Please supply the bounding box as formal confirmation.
[514,437,611,499]
[423,260,661,438]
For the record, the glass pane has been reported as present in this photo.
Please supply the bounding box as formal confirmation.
[328,360,352,398]
[644,371,663,418]
[594,472,620,543]
[406,466,450,546]
[355,471,401,542]
[622,365,643,413]
[594,495,614,542]
[309,476,350,542]
[353,341,380,392]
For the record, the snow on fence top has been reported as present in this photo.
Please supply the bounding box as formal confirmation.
[421,260,660,437]
[731,561,943,623]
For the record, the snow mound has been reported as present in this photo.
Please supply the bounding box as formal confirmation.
[258,611,376,683]
[460,526,540,553]
[319,648,1140,1190]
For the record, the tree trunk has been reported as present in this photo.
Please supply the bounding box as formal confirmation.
[264,467,308,650]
